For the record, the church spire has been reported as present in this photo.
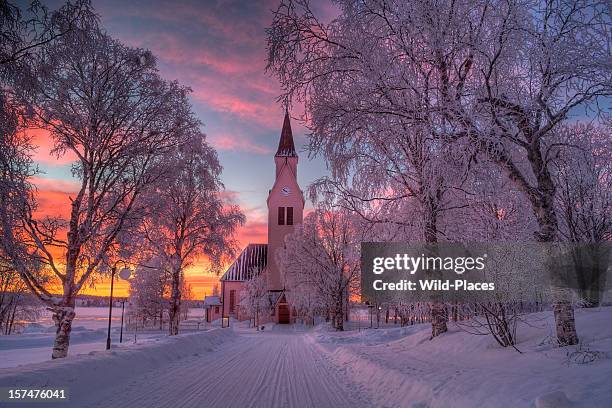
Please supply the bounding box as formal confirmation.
[275,110,297,157]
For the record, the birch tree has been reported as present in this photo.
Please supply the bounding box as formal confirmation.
[279,203,360,331]
[1,1,95,68]
[241,271,268,328]
[552,123,611,306]
[128,257,170,330]
[461,0,610,345]
[1,23,199,357]
[1,1,94,304]
[553,123,611,246]
[141,136,244,335]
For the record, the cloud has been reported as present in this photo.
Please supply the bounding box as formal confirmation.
[31,177,79,195]
[182,273,221,299]
[28,127,77,166]
[236,220,268,245]
[209,134,273,154]
[30,176,81,220]
[97,0,284,128]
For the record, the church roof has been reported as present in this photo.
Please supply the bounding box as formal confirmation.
[203,296,221,306]
[220,243,268,282]
[275,111,297,157]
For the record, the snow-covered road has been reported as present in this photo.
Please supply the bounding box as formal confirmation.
[78,329,370,408]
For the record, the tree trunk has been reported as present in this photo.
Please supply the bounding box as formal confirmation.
[553,299,579,346]
[7,299,18,335]
[51,305,76,359]
[518,137,579,346]
[430,302,447,339]
[159,305,163,330]
[424,201,447,338]
[169,269,181,336]
[335,295,344,331]
[535,189,579,346]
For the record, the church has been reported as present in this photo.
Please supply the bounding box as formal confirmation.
[219,111,304,324]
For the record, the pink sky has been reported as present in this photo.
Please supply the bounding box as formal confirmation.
[31,0,335,298]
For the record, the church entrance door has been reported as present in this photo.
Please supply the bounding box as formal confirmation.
[278,304,290,324]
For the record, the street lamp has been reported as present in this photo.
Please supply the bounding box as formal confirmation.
[106,261,131,350]
[119,299,126,343]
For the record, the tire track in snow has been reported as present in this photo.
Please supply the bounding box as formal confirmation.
[77,330,370,408]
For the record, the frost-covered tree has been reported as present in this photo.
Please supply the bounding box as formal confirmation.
[459,0,610,345]
[552,123,611,306]
[553,123,611,245]
[1,22,200,357]
[279,202,360,331]
[1,2,95,321]
[0,94,36,268]
[128,257,170,330]
[0,261,43,335]
[240,270,268,328]
[0,1,95,68]
[267,0,610,345]
[141,137,244,335]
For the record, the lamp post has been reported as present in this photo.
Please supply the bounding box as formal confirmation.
[119,300,126,343]
[366,301,374,329]
[106,261,131,350]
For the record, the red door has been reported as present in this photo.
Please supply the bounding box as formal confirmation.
[278,304,290,324]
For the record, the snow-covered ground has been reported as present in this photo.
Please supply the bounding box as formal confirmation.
[0,306,211,369]
[0,324,370,408]
[312,307,612,408]
[0,307,611,407]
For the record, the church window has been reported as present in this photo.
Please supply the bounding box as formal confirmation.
[286,207,293,225]
[278,207,285,225]
[229,290,236,313]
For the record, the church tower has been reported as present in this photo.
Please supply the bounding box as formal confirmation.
[266,111,304,291]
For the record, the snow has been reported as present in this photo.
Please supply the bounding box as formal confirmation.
[0,327,234,406]
[0,325,369,408]
[203,295,221,306]
[0,307,611,407]
[0,306,208,368]
[311,307,612,408]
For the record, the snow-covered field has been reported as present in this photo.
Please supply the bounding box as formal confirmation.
[0,306,210,369]
[0,307,611,407]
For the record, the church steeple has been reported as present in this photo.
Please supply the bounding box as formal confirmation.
[275,110,297,157]
[267,111,304,295]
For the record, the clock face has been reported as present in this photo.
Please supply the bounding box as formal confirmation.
[281,186,291,196]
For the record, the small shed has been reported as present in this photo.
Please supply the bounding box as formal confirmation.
[204,295,222,322]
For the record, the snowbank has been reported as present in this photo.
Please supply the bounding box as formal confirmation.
[0,328,236,402]
[311,307,612,408]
